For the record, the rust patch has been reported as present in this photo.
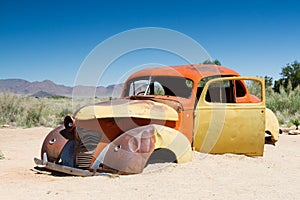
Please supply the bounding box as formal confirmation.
[102,125,156,174]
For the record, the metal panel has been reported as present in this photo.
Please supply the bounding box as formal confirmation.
[193,77,266,156]
[74,100,178,121]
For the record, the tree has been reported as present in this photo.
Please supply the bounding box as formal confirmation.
[274,60,300,92]
[264,76,273,88]
[202,59,221,65]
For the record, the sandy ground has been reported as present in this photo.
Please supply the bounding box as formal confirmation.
[0,127,299,200]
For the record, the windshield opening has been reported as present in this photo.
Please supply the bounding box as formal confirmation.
[125,76,194,99]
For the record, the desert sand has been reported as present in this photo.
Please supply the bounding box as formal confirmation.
[0,127,299,200]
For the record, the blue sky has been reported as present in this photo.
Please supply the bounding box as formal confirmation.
[0,0,299,86]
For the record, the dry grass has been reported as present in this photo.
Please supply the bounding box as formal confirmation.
[266,84,300,126]
[0,92,110,128]
[1,85,299,128]
[0,93,73,127]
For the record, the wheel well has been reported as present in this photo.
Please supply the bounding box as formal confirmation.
[146,148,177,166]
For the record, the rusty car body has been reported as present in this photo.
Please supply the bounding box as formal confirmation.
[34,64,279,175]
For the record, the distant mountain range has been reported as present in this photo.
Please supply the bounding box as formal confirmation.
[0,79,123,97]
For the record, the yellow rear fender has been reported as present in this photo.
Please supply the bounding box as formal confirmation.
[265,108,279,144]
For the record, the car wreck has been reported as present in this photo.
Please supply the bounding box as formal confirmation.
[34,64,279,176]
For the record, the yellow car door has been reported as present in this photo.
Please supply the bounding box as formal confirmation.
[193,77,265,156]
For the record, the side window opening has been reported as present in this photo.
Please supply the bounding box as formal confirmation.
[245,80,262,102]
[195,76,235,107]
[195,76,220,107]
[235,80,246,97]
[194,87,204,108]
[205,80,235,103]
[194,77,263,105]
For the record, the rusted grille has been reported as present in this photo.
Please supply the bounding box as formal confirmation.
[76,151,95,169]
[75,127,101,169]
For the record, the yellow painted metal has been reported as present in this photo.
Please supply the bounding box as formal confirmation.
[193,77,266,156]
[74,100,178,121]
[265,108,279,143]
[153,125,192,163]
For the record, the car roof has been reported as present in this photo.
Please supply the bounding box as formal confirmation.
[126,64,240,83]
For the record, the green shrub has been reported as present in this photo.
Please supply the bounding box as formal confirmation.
[290,118,300,130]
[25,104,43,128]
[0,93,73,127]
[56,107,73,124]
[0,92,23,124]
[0,150,4,160]
[0,93,107,128]
[266,83,300,126]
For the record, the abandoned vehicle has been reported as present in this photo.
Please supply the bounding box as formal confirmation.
[34,64,279,175]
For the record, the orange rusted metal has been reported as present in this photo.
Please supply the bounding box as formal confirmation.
[41,125,68,162]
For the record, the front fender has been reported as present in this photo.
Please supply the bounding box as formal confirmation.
[152,125,192,164]
[91,125,192,174]
[41,125,68,162]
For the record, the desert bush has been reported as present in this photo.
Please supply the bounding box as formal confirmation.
[0,92,23,124]
[56,107,73,124]
[290,118,300,130]
[266,82,300,125]
[0,150,4,160]
[0,93,108,127]
[0,93,73,127]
